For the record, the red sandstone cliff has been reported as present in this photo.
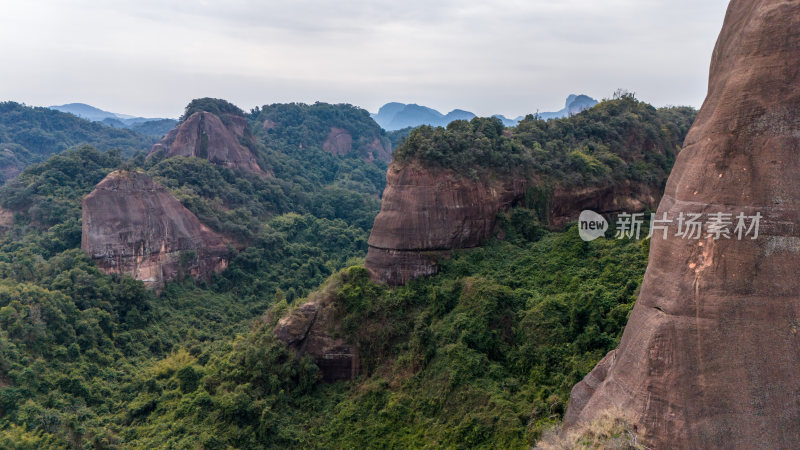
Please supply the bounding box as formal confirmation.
[563,1,800,447]
[149,111,267,176]
[365,161,661,285]
[81,170,229,289]
[365,162,525,285]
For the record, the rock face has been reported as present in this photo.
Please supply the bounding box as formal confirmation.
[321,127,391,162]
[564,1,800,448]
[82,171,229,289]
[365,162,526,285]
[149,111,266,176]
[365,162,661,285]
[549,180,661,230]
[0,208,13,229]
[274,294,359,382]
[322,127,354,156]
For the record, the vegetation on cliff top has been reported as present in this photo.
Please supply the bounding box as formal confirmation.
[251,102,391,162]
[394,95,696,188]
[180,98,246,122]
[0,145,652,446]
[0,96,690,447]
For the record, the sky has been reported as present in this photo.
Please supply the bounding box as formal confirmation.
[0,0,730,119]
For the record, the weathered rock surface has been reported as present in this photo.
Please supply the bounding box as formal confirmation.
[564,1,800,448]
[81,170,229,289]
[149,111,266,176]
[322,127,354,156]
[365,162,662,285]
[274,294,359,382]
[365,162,526,285]
[549,181,661,230]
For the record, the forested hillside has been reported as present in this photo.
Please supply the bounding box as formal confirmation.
[0,102,156,184]
[0,97,695,447]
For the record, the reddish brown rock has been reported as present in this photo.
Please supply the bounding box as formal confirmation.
[149,111,266,176]
[322,127,354,156]
[365,162,526,285]
[365,161,662,285]
[320,126,392,162]
[564,1,800,448]
[549,181,661,230]
[81,170,229,290]
[274,292,359,382]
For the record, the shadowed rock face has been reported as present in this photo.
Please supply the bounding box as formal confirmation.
[149,111,267,176]
[81,171,229,290]
[274,295,359,382]
[564,1,800,448]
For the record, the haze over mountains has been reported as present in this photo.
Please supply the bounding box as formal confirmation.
[371,94,598,130]
[50,103,177,136]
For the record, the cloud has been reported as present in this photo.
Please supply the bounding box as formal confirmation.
[0,0,729,118]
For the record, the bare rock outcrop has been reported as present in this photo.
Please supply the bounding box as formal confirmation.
[320,127,391,162]
[322,127,354,156]
[365,162,662,285]
[81,170,229,289]
[365,162,526,285]
[274,293,359,382]
[564,1,800,448]
[149,111,267,176]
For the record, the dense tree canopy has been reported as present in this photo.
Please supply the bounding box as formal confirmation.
[0,96,696,447]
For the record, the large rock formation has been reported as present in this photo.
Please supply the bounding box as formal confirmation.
[82,170,229,289]
[564,1,800,448]
[274,293,359,382]
[149,111,267,176]
[365,163,662,285]
[365,162,526,285]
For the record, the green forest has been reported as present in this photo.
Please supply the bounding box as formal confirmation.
[0,97,694,448]
[0,102,156,185]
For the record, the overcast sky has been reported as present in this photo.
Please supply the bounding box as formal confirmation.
[0,0,729,119]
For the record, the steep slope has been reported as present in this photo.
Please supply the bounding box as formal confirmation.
[81,170,229,289]
[564,1,800,448]
[149,102,267,176]
[366,162,526,284]
[366,101,695,285]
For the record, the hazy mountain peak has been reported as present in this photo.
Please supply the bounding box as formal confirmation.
[372,94,598,131]
[49,103,177,136]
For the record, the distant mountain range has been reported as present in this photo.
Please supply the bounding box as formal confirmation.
[49,103,177,137]
[371,94,598,131]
